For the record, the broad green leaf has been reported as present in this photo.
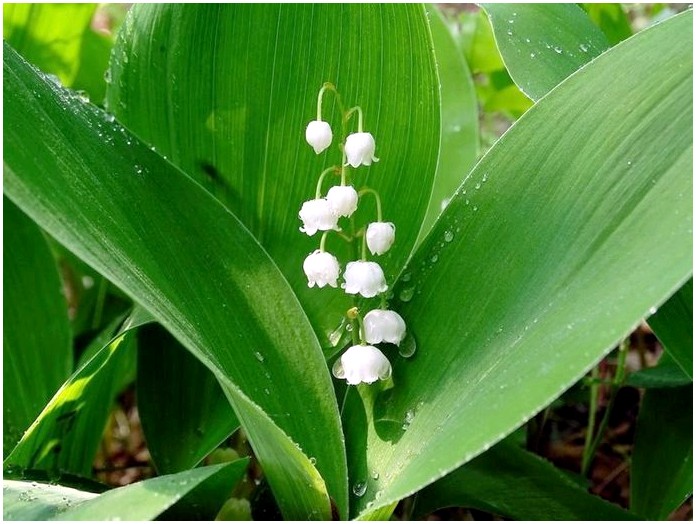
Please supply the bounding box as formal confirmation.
[631,386,693,519]
[463,9,532,119]
[582,4,633,45]
[418,6,479,243]
[4,310,147,476]
[626,353,691,389]
[345,12,692,517]
[55,461,248,521]
[483,4,610,101]
[648,279,693,378]
[137,324,239,474]
[3,479,99,521]
[3,4,97,87]
[4,198,72,456]
[4,44,346,520]
[413,440,638,520]
[105,4,440,352]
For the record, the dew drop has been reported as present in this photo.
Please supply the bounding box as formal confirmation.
[352,481,367,497]
[530,53,536,58]
[309,457,317,465]
[580,43,589,53]
[648,306,657,315]
[401,272,412,283]
[332,359,345,379]
[473,206,478,212]
[372,471,380,480]
[103,69,112,84]
[399,287,415,302]
[506,30,513,36]
[431,254,439,263]
[264,388,270,395]
[444,230,454,242]
[475,182,481,189]
[554,46,563,54]
[254,351,265,362]
[525,38,531,43]
[399,333,417,358]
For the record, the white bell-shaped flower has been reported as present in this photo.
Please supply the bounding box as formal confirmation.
[332,344,392,385]
[364,309,407,346]
[366,222,395,256]
[299,198,339,236]
[303,250,340,288]
[305,120,333,154]
[344,132,379,168]
[342,261,387,298]
[326,185,359,218]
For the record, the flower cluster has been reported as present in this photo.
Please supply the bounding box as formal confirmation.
[300,83,408,386]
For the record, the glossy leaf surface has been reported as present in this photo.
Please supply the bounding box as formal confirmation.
[418,6,479,243]
[105,4,440,351]
[3,43,345,519]
[4,311,147,475]
[648,279,693,379]
[483,4,609,101]
[3,4,96,86]
[4,199,72,456]
[413,441,638,520]
[3,480,98,521]
[137,324,239,474]
[55,461,248,521]
[631,386,693,519]
[344,12,692,517]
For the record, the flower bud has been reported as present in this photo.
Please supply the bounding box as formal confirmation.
[342,261,387,298]
[364,309,407,346]
[299,198,339,236]
[305,120,333,154]
[332,344,392,385]
[303,250,340,288]
[344,132,379,168]
[366,222,395,256]
[326,185,359,218]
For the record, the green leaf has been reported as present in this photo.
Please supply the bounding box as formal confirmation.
[418,6,479,242]
[345,11,692,517]
[137,324,239,474]
[55,460,248,521]
[4,43,346,519]
[3,4,97,87]
[413,440,639,520]
[3,479,99,521]
[631,386,693,519]
[105,4,440,352]
[483,4,610,101]
[581,4,633,46]
[4,198,72,456]
[4,310,147,476]
[648,279,693,379]
[626,353,691,389]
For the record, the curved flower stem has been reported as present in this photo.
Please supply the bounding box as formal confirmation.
[360,229,368,261]
[316,82,344,121]
[315,166,339,198]
[340,151,348,185]
[344,106,364,133]
[380,293,387,309]
[319,231,329,252]
[359,187,383,222]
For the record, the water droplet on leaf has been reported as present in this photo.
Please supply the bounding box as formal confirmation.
[352,481,367,497]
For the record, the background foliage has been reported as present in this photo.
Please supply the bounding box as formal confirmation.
[3,3,692,521]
